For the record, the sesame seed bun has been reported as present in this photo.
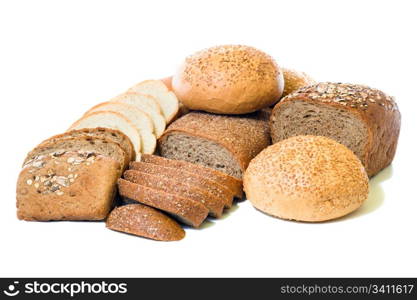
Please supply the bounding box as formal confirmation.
[172,45,284,114]
[243,135,369,222]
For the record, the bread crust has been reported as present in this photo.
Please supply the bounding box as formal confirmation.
[271,82,401,176]
[281,68,315,98]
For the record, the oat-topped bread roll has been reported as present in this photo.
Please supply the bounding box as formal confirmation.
[17,151,120,221]
[158,111,271,179]
[281,68,315,98]
[172,45,284,114]
[244,136,369,222]
[270,82,401,176]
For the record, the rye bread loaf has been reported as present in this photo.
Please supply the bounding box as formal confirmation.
[17,152,120,221]
[106,204,185,241]
[129,161,234,208]
[37,128,135,161]
[158,111,271,179]
[24,136,129,172]
[118,179,209,227]
[141,154,243,199]
[270,82,401,176]
[124,170,224,217]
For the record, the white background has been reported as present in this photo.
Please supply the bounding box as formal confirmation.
[1,0,416,277]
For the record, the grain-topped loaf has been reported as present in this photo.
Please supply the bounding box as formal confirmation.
[106,204,185,241]
[17,151,120,221]
[24,136,129,172]
[124,170,224,218]
[270,82,401,176]
[129,161,234,208]
[117,179,209,227]
[37,128,135,161]
[140,154,243,199]
[158,111,271,179]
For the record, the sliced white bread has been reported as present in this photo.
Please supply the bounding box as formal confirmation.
[111,92,166,137]
[69,111,142,161]
[85,102,156,154]
[128,80,179,123]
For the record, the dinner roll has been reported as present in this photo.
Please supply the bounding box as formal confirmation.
[172,45,284,114]
[243,136,369,222]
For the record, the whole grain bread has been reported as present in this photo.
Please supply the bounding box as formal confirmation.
[270,82,401,176]
[158,111,271,179]
[117,179,209,227]
[106,204,185,241]
[17,151,120,221]
[129,161,234,208]
[141,154,243,199]
[124,170,224,217]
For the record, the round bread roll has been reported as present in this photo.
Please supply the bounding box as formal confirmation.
[281,68,315,98]
[172,45,284,114]
[243,136,369,222]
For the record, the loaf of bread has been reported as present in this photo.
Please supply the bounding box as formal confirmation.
[158,111,271,179]
[106,204,185,241]
[172,45,284,114]
[281,68,315,98]
[270,82,401,176]
[17,151,120,221]
[244,136,369,222]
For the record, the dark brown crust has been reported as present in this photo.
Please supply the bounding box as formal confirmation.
[271,82,401,176]
[159,111,271,172]
[124,170,224,217]
[117,179,209,228]
[106,204,185,241]
[129,161,234,208]
[141,154,243,198]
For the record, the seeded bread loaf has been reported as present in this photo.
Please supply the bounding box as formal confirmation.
[158,111,271,179]
[270,82,401,176]
[124,170,224,217]
[106,204,185,241]
[129,161,234,208]
[118,179,209,227]
[141,154,243,199]
[37,128,135,161]
[24,136,129,172]
[17,151,120,221]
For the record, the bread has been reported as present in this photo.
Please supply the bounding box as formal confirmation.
[117,179,209,227]
[111,92,166,137]
[270,82,401,176]
[161,76,173,91]
[69,111,142,160]
[158,111,271,179]
[124,170,224,217]
[281,68,315,98]
[17,151,120,221]
[128,80,179,123]
[129,161,234,208]
[140,154,243,199]
[172,45,284,114]
[244,136,369,222]
[84,101,156,154]
[160,76,190,120]
[24,136,129,172]
[106,204,185,241]
[37,127,135,162]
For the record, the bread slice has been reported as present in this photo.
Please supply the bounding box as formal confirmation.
[38,128,135,161]
[69,111,142,160]
[24,136,128,172]
[141,154,243,199]
[128,80,179,123]
[84,101,156,154]
[118,179,209,228]
[111,92,166,137]
[129,161,234,208]
[106,204,185,241]
[124,170,224,218]
[17,151,120,221]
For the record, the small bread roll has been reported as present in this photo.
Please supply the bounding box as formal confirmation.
[244,136,369,222]
[172,45,284,114]
[281,68,315,98]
